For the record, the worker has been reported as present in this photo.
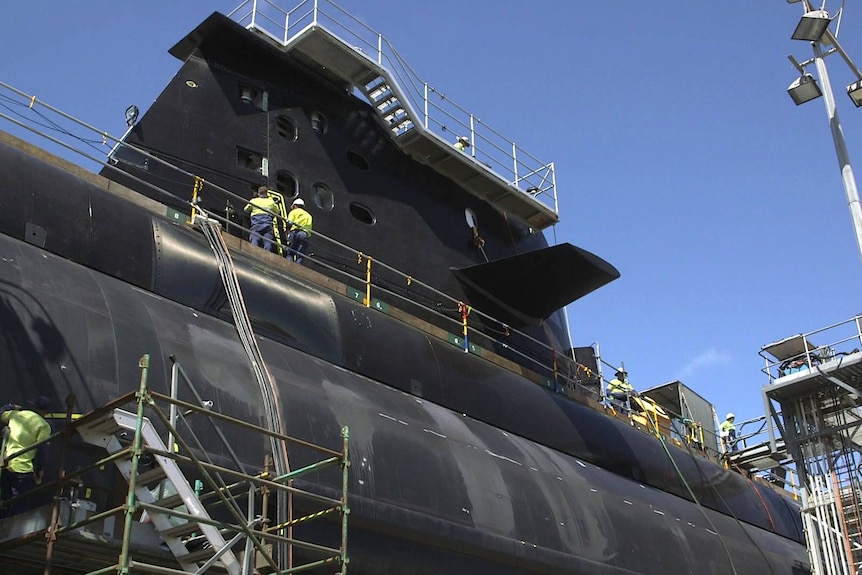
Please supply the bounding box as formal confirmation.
[454,135,470,152]
[244,186,280,252]
[606,368,634,411]
[720,412,737,452]
[286,198,313,265]
[0,396,52,517]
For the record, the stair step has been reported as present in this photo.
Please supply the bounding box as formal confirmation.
[136,468,167,486]
[391,118,414,133]
[162,520,200,539]
[375,96,399,111]
[154,493,185,510]
[366,80,390,99]
[383,110,406,124]
[82,414,123,437]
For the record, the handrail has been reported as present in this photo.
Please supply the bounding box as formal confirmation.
[228,0,558,213]
[759,313,862,383]
[0,357,351,575]
[0,79,585,401]
[0,77,689,452]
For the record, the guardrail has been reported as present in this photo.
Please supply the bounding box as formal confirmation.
[0,79,593,407]
[760,314,862,383]
[226,0,559,214]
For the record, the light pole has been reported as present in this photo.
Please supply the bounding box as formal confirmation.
[787,1,862,269]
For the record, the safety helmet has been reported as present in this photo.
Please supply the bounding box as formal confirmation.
[292,198,305,207]
[726,412,735,420]
[615,367,627,376]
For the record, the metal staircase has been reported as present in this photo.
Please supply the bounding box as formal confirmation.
[362,76,414,137]
[77,408,242,574]
[228,0,560,230]
[0,355,350,575]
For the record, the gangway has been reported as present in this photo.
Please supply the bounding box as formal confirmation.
[0,355,350,575]
[226,0,559,230]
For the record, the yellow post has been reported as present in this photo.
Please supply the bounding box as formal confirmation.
[189,176,204,224]
[365,255,372,308]
[458,302,470,353]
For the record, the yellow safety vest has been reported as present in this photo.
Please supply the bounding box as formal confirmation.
[244,196,280,217]
[287,207,313,236]
[607,378,633,394]
[2,409,50,473]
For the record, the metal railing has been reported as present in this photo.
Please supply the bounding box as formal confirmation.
[0,354,350,575]
[0,77,710,459]
[227,0,559,214]
[759,313,862,383]
[0,78,594,413]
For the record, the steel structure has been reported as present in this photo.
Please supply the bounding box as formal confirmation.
[761,315,862,575]
[0,355,351,575]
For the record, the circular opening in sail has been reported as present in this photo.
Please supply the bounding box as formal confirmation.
[275,171,298,199]
[313,183,335,212]
[277,115,298,141]
[346,150,369,170]
[349,202,375,225]
[310,111,328,135]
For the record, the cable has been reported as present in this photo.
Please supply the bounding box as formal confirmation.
[197,212,292,569]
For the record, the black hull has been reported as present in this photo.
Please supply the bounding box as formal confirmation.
[0,135,809,574]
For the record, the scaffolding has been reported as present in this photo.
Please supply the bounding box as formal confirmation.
[760,314,862,575]
[0,354,350,575]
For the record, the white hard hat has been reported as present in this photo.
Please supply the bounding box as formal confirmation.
[292,198,305,206]
[726,412,735,420]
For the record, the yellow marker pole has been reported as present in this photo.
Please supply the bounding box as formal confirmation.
[458,302,470,352]
[189,176,204,224]
[365,256,372,307]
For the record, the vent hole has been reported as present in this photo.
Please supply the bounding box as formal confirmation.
[346,150,369,170]
[276,171,298,198]
[313,183,335,212]
[236,147,264,171]
[349,202,375,225]
[310,111,328,134]
[277,115,298,141]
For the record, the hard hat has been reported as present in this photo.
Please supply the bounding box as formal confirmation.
[615,367,626,375]
[726,412,735,420]
[292,198,305,206]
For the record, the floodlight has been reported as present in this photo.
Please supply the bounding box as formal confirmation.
[848,80,862,107]
[791,10,831,42]
[787,74,822,105]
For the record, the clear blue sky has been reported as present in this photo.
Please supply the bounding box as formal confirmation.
[2,1,861,435]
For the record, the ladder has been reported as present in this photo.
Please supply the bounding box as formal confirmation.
[77,408,242,575]
[361,76,414,137]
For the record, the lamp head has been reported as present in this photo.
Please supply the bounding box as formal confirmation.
[791,10,831,42]
[787,73,823,105]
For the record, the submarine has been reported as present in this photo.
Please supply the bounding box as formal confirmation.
[0,1,811,574]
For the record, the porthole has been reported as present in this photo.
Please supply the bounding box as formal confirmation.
[275,170,298,198]
[277,115,298,141]
[313,183,335,212]
[236,147,264,171]
[349,202,375,225]
[346,150,369,170]
[310,111,328,134]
